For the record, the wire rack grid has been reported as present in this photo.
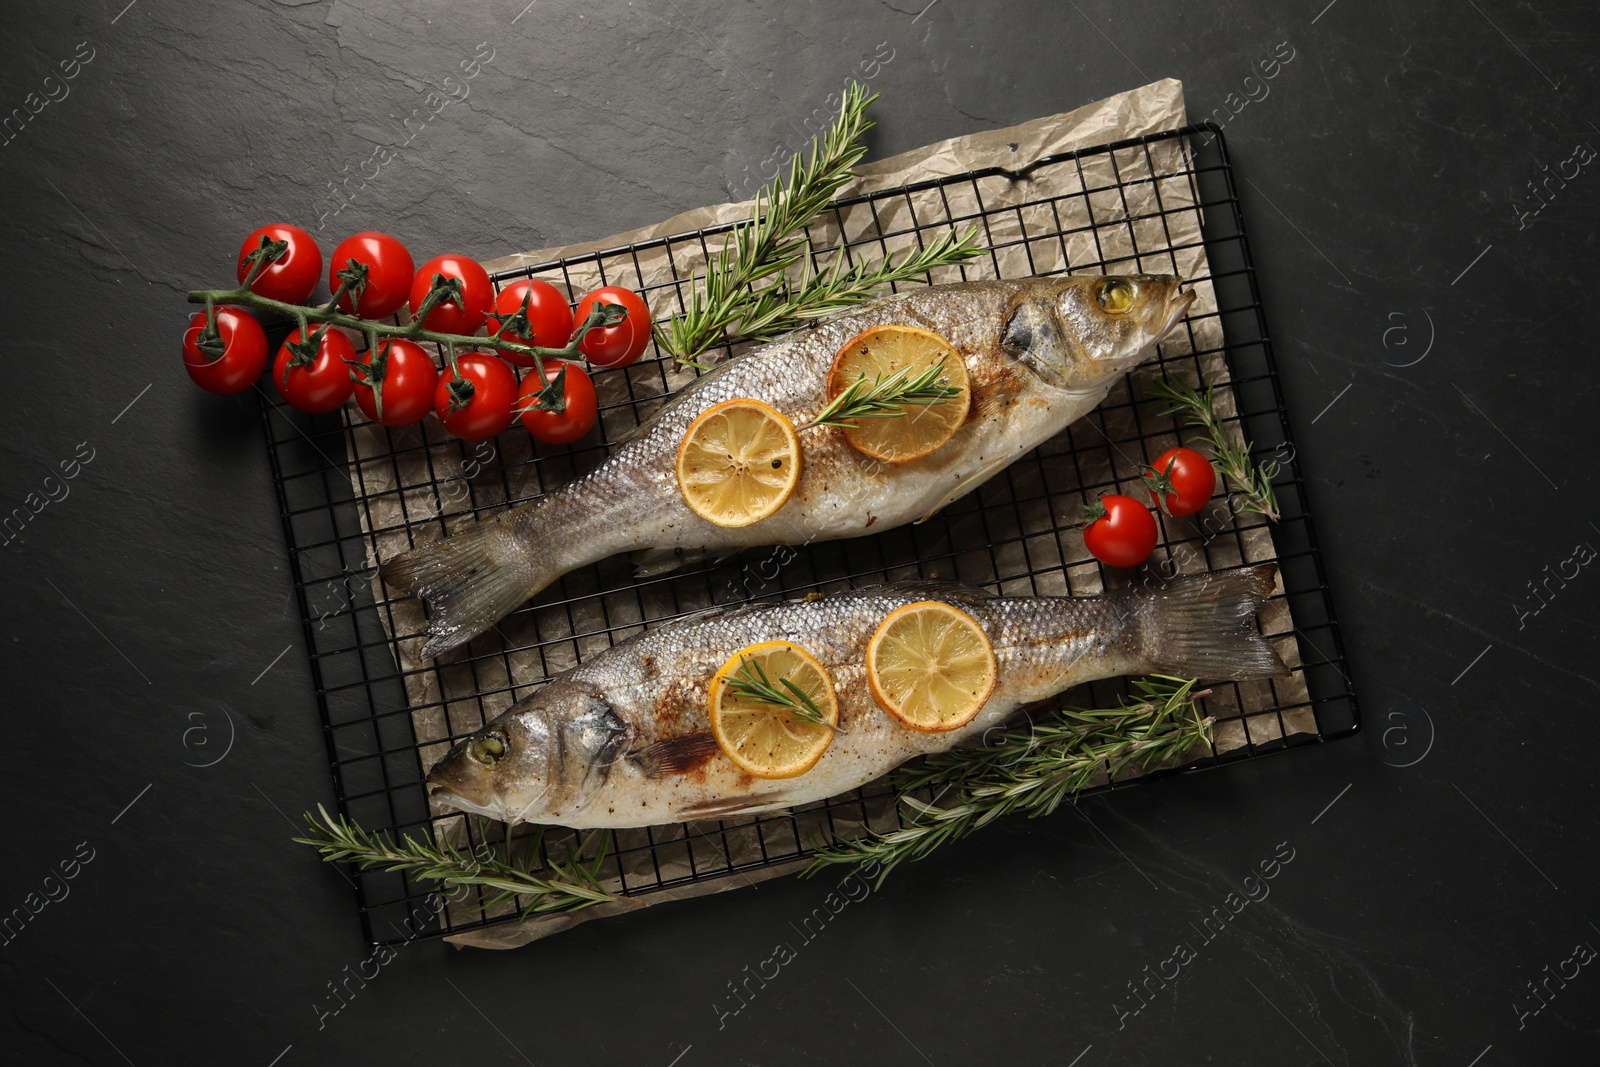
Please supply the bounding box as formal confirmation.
[260,122,1357,946]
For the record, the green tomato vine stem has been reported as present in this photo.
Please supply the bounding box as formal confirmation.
[185,282,622,376]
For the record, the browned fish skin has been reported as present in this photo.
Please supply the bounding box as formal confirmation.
[383,276,1195,659]
[426,566,1283,828]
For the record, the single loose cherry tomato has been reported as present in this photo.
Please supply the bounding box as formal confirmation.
[273,327,356,413]
[329,232,415,319]
[1144,446,1218,516]
[573,285,651,368]
[237,223,322,304]
[351,339,439,427]
[409,254,494,335]
[435,353,517,440]
[1082,494,1159,568]
[182,307,269,395]
[491,279,576,366]
[517,359,598,444]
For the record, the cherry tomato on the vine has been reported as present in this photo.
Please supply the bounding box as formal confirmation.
[573,285,651,368]
[182,307,269,396]
[273,327,356,413]
[329,232,415,319]
[409,254,494,335]
[518,359,598,445]
[491,279,575,366]
[435,353,517,440]
[1144,446,1217,517]
[237,223,322,305]
[1082,494,1158,568]
[351,339,439,428]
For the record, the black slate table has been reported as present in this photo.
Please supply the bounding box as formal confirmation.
[3,2,1596,1064]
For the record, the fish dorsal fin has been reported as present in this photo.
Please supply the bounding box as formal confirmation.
[629,732,721,777]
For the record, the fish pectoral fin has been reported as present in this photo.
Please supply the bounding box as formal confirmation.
[631,546,720,579]
[678,793,789,820]
[916,450,1020,524]
[629,732,721,777]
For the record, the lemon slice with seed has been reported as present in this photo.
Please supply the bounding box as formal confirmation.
[825,325,971,463]
[676,398,801,528]
[866,601,997,732]
[708,640,839,779]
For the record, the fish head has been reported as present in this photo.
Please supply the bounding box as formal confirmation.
[1005,274,1196,390]
[426,681,629,825]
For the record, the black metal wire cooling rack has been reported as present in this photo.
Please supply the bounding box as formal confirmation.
[261,122,1358,946]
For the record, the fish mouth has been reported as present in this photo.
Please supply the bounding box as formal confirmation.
[1156,281,1198,337]
[427,781,504,821]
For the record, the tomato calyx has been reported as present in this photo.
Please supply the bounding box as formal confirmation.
[194,308,227,360]
[514,364,568,416]
[490,289,536,344]
[1077,496,1110,527]
[240,235,290,288]
[413,273,466,327]
[442,374,477,416]
[1142,459,1180,515]
[330,258,371,314]
[282,325,331,391]
[346,347,390,423]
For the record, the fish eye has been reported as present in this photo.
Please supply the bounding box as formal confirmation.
[1096,278,1137,314]
[468,731,506,765]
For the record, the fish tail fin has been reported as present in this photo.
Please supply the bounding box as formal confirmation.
[1131,564,1288,681]
[380,516,548,660]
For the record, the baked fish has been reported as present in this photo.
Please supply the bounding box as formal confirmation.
[426,565,1284,828]
[385,275,1196,659]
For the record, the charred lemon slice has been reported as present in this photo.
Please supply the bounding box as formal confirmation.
[866,601,996,732]
[825,325,970,463]
[708,640,839,779]
[676,398,801,528]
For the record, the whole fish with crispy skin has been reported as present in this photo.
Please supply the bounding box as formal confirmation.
[427,565,1284,828]
[384,275,1196,659]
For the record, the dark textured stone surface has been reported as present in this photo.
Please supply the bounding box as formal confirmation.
[2,1,1596,1064]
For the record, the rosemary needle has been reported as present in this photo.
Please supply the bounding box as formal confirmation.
[725,654,840,731]
[803,675,1213,886]
[295,805,616,918]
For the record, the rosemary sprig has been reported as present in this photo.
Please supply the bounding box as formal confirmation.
[725,655,838,730]
[732,226,985,345]
[799,355,962,431]
[656,81,985,364]
[803,675,1212,886]
[1148,376,1280,521]
[295,804,616,919]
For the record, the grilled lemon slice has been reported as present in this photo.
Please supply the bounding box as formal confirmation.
[676,398,801,528]
[708,640,839,779]
[825,325,970,463]
[866,600,996,732]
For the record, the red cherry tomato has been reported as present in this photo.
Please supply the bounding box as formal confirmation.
[273,327,356,413]
[435,353,517,440]
[237,223,322,304]
[1082,494,1159,568]
[409,254,494,335]
[351,339,439,427]
[573,286,651,368]
[491,280,575,366]
[329,232,415,319]
[1144,446,1217,516]
[518,360,598,444]
[182,307,269,395]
